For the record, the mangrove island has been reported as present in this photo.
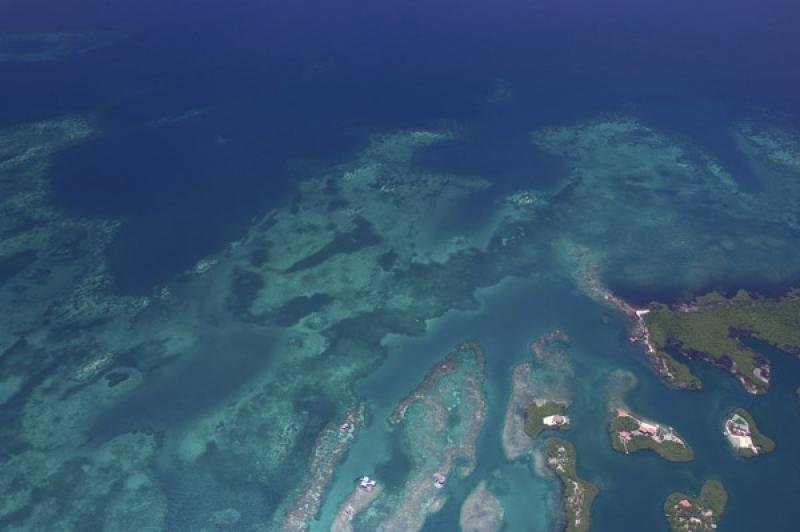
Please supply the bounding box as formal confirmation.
[643,289,800,393]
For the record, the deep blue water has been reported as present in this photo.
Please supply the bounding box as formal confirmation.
[3,0,800,292]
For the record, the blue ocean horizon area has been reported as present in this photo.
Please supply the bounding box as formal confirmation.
[2,0,799,293]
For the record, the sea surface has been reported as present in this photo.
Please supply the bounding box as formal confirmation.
[1,0,800,531]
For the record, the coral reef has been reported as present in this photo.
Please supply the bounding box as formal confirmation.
[281,405,365,531]
[502,331,574,459]
[503,362,538,460]
[3,106,800,530]
[0,118,166,529]
[459,480,504,532]
[540,116,800,307]
[331,481,383,532]
[352,342,487,531]
[0,432,166,531]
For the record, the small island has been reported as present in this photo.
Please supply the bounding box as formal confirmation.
[723,408,775,457]
[503,330,574,459]
[544,438,598,532]
[664,480,727,532]
[609,409,693,462]
[525,400,570,439]
[643,289,800,394]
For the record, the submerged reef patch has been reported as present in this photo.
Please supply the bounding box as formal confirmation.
[4,108,800,530]
[280,405,365,531]
[538,117,800,298]
[503,330,575,460]
[0,432,166,531]
[350,342,487,531]
[459,480,505,532]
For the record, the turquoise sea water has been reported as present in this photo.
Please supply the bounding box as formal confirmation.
[4,108,800,530]
[314,274,800,531]
[320,277,800,531]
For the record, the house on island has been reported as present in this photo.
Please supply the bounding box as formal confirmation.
[724,413,758,454]
[543,414,570,428]
[359,476,377,492]
[638,422,658,435]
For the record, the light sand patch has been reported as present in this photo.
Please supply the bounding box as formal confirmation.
[459,480,504,532]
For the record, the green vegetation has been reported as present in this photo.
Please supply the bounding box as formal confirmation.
[524,401,569,439]
[644,289,800,393]
[544,438,598,532]
[609,415,694,462]
[648,350,702,390]
[731,408,775,457]
[664,480,727,532]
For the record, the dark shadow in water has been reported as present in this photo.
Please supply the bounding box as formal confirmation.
[0,250,37,285]
[640,99,762,192]
[610,275,800,307]
[412,128,566,193]
[373,439,413,493]
[88,326,278,442]
[410,108,570,238]
[48,113,291,294]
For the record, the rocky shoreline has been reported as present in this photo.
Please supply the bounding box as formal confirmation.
[576,268,701,390]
